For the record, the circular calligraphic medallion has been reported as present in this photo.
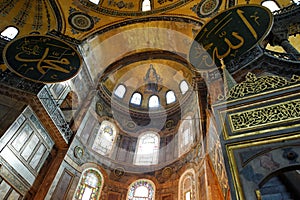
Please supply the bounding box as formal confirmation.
[189,4,273,70]
[3,35,82,83]
[68,12,94,32]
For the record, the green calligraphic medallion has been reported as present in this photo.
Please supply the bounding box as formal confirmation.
[189,4,273,70]
[3,35,82,83]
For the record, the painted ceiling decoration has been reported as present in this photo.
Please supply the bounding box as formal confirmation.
[78,0,195,17]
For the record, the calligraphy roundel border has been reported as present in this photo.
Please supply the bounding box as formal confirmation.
[3,35,82,84]
[196,0,222,18]
[68,12,94,32]
[189,4,273,70]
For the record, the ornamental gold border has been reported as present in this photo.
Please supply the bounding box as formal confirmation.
[213,83,300,107]
[226,133,300,200]
[228,98,300,132]
[217,91,300,140]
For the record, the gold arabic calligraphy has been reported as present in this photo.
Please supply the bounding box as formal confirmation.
[15,47,71,75]
[195,8,262,67]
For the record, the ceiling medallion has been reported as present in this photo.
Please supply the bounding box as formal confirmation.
[114,167,125,177]
[162,167,173,178]
[68,12,94,32]
[127,121,136,129]
[74,146,84,158]
[196,0,221,17]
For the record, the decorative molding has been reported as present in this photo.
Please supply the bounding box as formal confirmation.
[79,0,194,17]
[108,0,134,9]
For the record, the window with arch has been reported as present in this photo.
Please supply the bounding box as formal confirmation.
[89,0,100,4]
[180,80,189,95]
[178,116,194,156]
[148,95,159,108]
[134,132,159,165]
[74,168,103,200]
[1,26,18,40]
[114,84,127,99]
[130,92,142,106]
[142,0,151,11]
[166,90,176,104]
[92,121,117,156]
[127,179,155,200]
[179,169,196,200]
[262,0,280,12]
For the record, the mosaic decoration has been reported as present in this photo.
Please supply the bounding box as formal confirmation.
[0,0,18,17]
[3,35,82,83]
[195,0,221,18]
[68,7,100,34]
[189,5,273,69]
[79,0,194,17]
[108,0,134,9]
[13,0,32,27]
[158,0,174,5]
[68,12,94,32]
[74,146,84,158]
[113,167,125,177]
[33,0,43,30]
[162,167,172,178]
[229,99,300,132]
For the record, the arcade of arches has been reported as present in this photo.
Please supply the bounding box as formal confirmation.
[1,0,300,200]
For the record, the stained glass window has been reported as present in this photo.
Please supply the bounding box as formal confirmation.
[114,84,127,99]
[166,90,176,104]
[74,168,103,200]
[127,179,155,200]
[179,169,196,200]
[180,80,189,95]
[130,92,142,106]
[134,132,159,165]
[92,121,117,156]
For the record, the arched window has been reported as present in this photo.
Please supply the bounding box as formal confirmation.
[178,116,194,156]
[166,90,176,104]
[179,169,196,200]
[180,80,189,95]
[134,132,159,165]
[262,0,280,12]
[74,168,103,200]
[130,92,142,106]
[127,179,155,200]
[114,84,126,99]
[148,95,159,108]
[1,26,18,40]
[92,121,117,156]
[89,0,100,4]
[142,0,151,11]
